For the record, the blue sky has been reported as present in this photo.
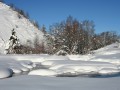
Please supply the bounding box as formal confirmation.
[4,0,120,34]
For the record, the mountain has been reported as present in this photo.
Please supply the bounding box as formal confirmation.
[0,2,45,54]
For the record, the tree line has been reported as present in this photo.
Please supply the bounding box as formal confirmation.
[6,16,120,55]
[47,16,119,55]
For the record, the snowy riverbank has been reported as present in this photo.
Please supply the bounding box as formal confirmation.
[0,43,120,90]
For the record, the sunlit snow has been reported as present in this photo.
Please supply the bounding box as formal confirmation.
[0,2,120,90]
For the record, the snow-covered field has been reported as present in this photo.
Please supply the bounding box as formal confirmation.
[0,43,120,90]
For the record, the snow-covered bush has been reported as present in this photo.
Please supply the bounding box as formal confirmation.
[56,45,68,55]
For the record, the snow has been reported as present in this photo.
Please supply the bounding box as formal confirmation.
[0,43,120,78]
[9,67,22,74]
[29,69,57,76]
[0,43,119,89]
[0,68,13,79]
[20,61,34,70]
[0,75,120,90]
[45,55,70,61]
[99,68,120,75]
[0,2,45,54]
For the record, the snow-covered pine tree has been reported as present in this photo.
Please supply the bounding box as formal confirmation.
[5,29,21,54]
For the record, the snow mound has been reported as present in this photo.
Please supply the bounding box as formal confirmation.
[41,61,55,67]
[29,69,57,76]
[0,68,13,79]
[9,67,22,74]
[99,68,120,75]
[51,65,98,77]
[20,61,34,70]
[0,56,35,76]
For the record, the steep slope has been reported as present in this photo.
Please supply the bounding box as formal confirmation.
[0,2,45,53]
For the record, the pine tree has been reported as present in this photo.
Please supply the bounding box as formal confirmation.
[6,29,21,54]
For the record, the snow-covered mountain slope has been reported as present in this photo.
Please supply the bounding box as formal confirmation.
[0,2,45,53]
